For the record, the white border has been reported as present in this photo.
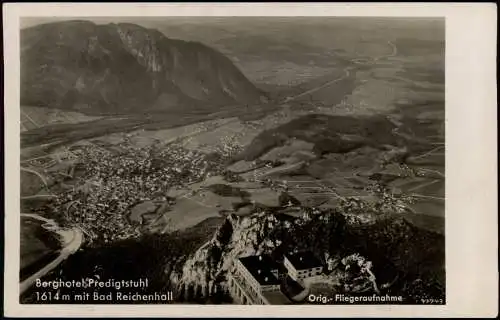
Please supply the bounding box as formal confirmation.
[3,3,498,318]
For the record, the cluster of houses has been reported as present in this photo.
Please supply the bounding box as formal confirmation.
[228,251,323,305]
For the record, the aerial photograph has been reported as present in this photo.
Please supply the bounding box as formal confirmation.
[19,16,445,305]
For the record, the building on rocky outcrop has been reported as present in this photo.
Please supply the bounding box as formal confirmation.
[228,254,285,305]
[283,251,323,282]
[228,251,323,304]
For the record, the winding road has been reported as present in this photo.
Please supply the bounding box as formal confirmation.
[282,67,353,103]
[20,213,84,295]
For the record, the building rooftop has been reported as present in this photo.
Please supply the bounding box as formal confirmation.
[285,251,323,270]
[238,254,281,286]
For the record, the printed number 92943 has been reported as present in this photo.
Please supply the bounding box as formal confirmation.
[421,298,444,304]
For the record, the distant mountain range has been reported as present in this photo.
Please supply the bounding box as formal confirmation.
[21,21,268,115]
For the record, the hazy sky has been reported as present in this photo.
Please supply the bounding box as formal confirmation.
[20,16,444,30]
[20,17,166,29]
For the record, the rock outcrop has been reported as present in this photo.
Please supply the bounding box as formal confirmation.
[172,207,445,304]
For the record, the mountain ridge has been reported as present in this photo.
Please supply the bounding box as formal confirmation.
[21,20,268,115]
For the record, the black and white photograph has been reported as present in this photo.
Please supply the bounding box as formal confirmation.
[3,3,497,318]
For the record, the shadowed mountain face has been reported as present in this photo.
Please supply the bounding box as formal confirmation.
[21,21,267,114]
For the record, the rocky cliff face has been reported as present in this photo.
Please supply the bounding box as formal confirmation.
[172,208,445,304]
[21,21,267,114]
[172,213,286,301]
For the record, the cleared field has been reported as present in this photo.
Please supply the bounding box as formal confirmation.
[260,139,314,162]
[395,212,444,234]
[291,192,332,207]
[153,198,221,233]
[21,106,104,132]
[132,188,242,233]
[245,188,281,207]
[417,180,444,197]
[181,119,253,153]
[407,153,445,167]
[227,160,255,173]
[409,199,444,218]
[390,178,444,198]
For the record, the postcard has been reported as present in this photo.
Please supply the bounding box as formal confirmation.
[3,2,497,318]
